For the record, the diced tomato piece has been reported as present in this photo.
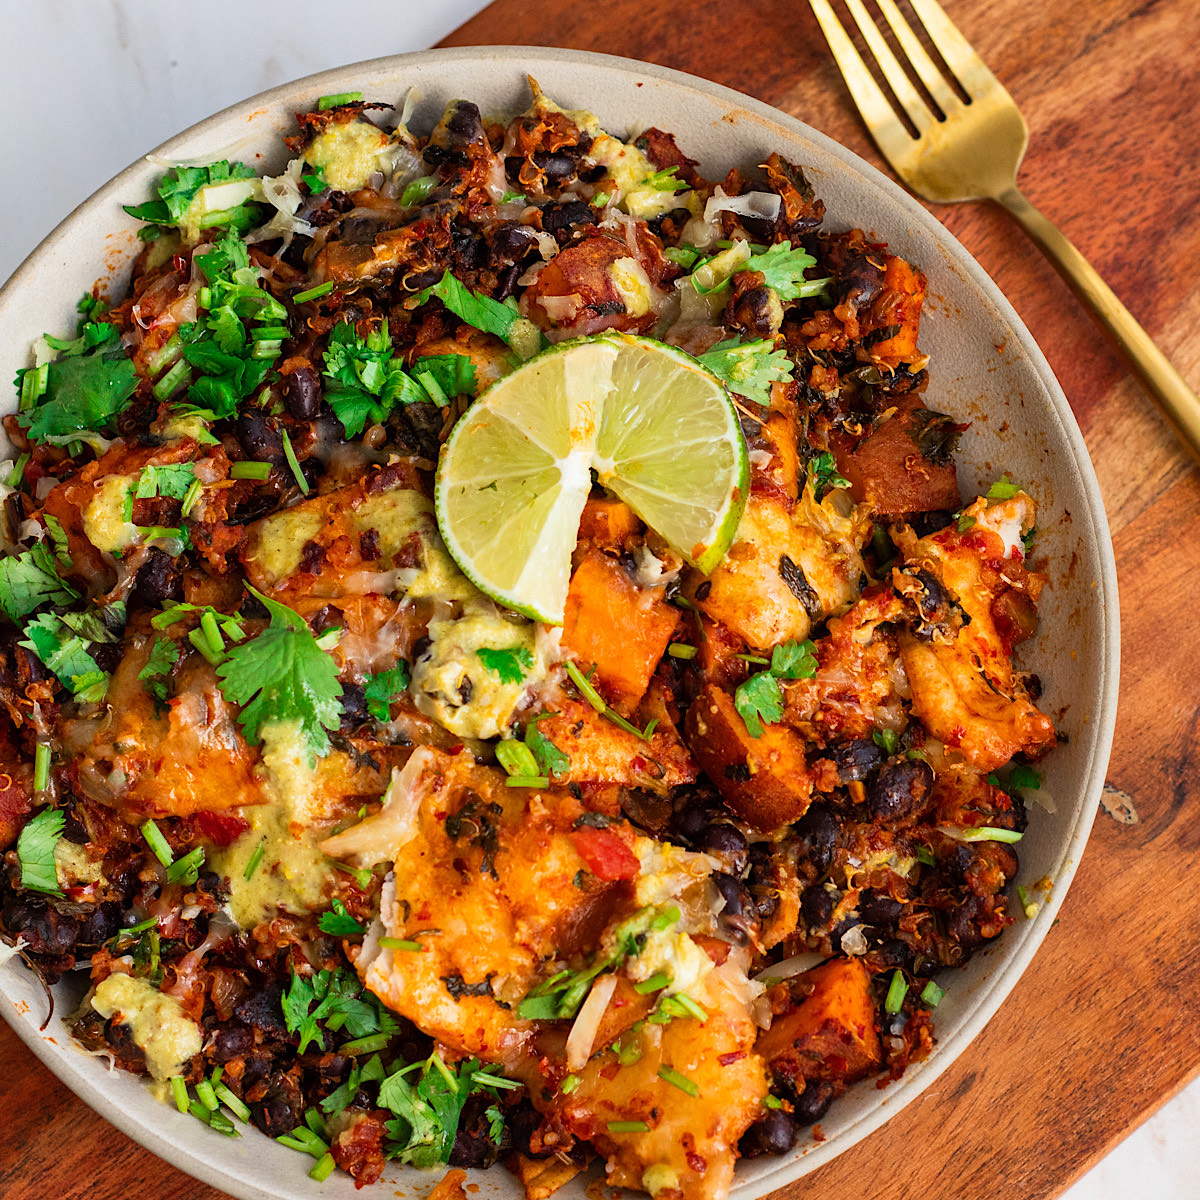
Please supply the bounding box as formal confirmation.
[571,826,640,881]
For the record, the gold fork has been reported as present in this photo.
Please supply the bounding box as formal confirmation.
[808,0,1200,462]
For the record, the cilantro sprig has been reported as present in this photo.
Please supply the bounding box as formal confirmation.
[281,966,398,1056]
[216,587,343,763]
[0,543,78,622]
[412,271,542,359]
[16,807,65,896]
[138,636,180,707]
[698,338,794,407]
[363,664,410,721]
[476,646,533,685]
[734,638,817,738]
[740,241,829,301]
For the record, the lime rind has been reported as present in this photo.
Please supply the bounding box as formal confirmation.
[435,332,749,623]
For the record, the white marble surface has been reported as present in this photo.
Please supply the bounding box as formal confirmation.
[1,2,1197,1197]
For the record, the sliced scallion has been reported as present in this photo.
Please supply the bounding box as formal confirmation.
[656,1065,699,1097]
[230,461,272,481]
[338,1033,391,1056]
[667,643,697,660]
[309,1152,337,1182]
[884,969,908,1015]
[317,91,363,110]
[243,840,266,880]
[33,742,50,792]
[633,973,671,995]
[215,1083,250,1122]
[170,1076,189,1113]
[141,819,174,867]
[379,937,423,952]
[920,980,945,1007]
[607,1121,649,1133]
[293,281,334,304]
[280,428,310,495]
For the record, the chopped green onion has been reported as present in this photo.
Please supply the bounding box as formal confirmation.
[505,775,550,788]
[657,1065,699,1097]
[243,839,266,880]
[471,1070,521,1090]
[252,325,289,342]
[633,973,671,995]
[400,176,438,207]
[153,358,192,401]
[884,970,908,1014]
[664,246,700,268]
[6,453,29,488]
[763,1094,783,1109]
[19,363,49,411]
[920,980,945,1007]
[293,281,335,304]
[561,1074,580,1094]
[916,846,936,867]
[309,1153,337,1182]
[338,1033,391,1056]
[195,1079,219,1111]
[201,610,225,656]
[496,739,540,778]
[278,1126,330,1157]
[146,333,182,377]
[668,992,707,1021]
[667,643,697,660]
[649,906,680,932]
[280,428,310,495]
[607,1121,649,1134]
[188,627,223,665]
[564,661,606,713]
[180,477,203,518]
[379,937,423,952]
[872,727,900,756]
[215,1083,250,1121]
[33,743,50,792]
[415,370,450,407]
[959,826,1023,843]
[591,191,612,207]
[141,820,174,867]
[230,461,272,481]
[170,1076,189,1113]
[305,1107,328,1137]
[318,91,363,110]
[603,709,657,742]
[166,847,205,886]
[956,513,976,533]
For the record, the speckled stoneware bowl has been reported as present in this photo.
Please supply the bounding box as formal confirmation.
[0,46,1118,1200]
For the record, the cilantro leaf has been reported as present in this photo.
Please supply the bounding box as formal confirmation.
[19,346,138,442]
[42,514,72,569]
[281,972,323,1053]
[476,646,533,685]
[986,474,1022,501]
[873,727,900,755]
[770,639,817,679]
[413,271,518,343]
[138,636,180,706]
[698,338,794,406]
[644,166,688,193]
[135,463,196,501]
[734,671,783,738]
[319,898,365,937]
[123,160,260,233]
[988,764,1043,797]
[381,1054,473,1168]
[0,543,78,622]
[216,587,343,763]
[409,353,477,400]
[20,612,107,695]
[16,807,65,896]
[363,664,410,721]
[485,1103,504,1145]
[525,721,570,777]
[741,241,829,301]
[808,450,850,497]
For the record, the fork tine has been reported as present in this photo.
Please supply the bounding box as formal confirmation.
[873,0,963,114]
[906,0,1005,100]
[807,0,917,163]
[842,0,937,132]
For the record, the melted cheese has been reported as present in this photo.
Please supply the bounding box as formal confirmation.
[589,133,697,221]
[82,476,138,553]
[305,120,394,192]
[410,599,547,740]
[608,257,654,318]
[54,839,103,889]
[90,973,202,1080]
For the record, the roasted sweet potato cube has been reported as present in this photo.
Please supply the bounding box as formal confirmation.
[577,496,642,551]
[755,957,881,1083]
[870,255,926,365]
[561,550,679,712]
[833,397,961,517]
[684,685,812,832]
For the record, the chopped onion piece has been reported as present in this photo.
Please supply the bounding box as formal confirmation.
[752,952,826,983]
[703,188,781,224]
[566,973,618,1069]
[839,925,869,956]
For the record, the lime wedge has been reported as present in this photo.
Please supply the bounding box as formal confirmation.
[434,334,749,624]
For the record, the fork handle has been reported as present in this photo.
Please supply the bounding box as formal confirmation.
[997,186,1200,465]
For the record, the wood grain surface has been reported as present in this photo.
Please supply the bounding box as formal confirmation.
[4,1,1200,1197]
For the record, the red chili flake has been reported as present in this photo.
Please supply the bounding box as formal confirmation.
[717,1051,746,1066]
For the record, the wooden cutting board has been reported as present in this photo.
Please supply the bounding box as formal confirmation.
[4,1,1200,1197]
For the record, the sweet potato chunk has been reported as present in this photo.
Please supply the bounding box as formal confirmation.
[833,397,961,517]
[755,957,881,1083]
[576,496,642,552]
[869,255,925,366]
[562,550,679,712]
[684,685,812,832]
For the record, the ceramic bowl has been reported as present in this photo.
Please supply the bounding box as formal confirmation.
[0,45,1119,1200]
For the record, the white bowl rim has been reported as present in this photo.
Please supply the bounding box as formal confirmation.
[0,43,1119,1200]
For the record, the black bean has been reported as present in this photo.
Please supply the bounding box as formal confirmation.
[829,738,884,783]
[911,567,951,622]
[697,823,749,875]
[492,222,537,260]
[858,889,903,927]
[540,200,596,233]
[800,885,834,929]
[450,1092,508,1168]
[712,872,754,943]
[792,1079,836,1126]
[948,894,986,948]
[866,759,934,822]
[494,263,523,301]
[213,1021,255,1063]
[877,938,913,970]
[452,226,487,271]
[778,554,821,617]
[251,1076,303,1138]
[534,151,577,181]
[234,982,289,1039]
[908,509,953,538]
[340,682,368,728]
[740,1108,796,1158]
[237,409,284,464]
[445,101,485,146]
[674,802,722,844]
[133,547,183,606]
[731,286,784,340]
[76,902,121,947]
[828,252,885,312]
[283,366,321,421]
[1,902,77,956]
[794,804,839,873]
